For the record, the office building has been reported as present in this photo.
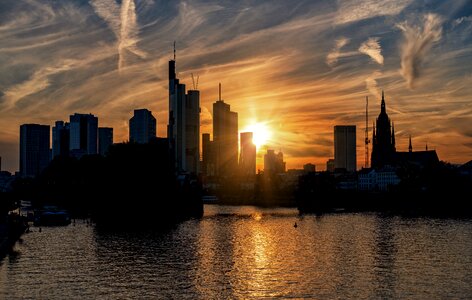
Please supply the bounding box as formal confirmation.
[52,121,70,158]
[264,149,286,175]
[69,113,98,158]
[129,109,156,144]
[213,84,238,177]
[167,45,200,174]
[239,132,256,177]
[98,127,113,156]
[334,125,357,172]
[20,124,50,177]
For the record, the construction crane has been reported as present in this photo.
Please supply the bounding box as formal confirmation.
[365,96,370,168]
[191,73,199,90]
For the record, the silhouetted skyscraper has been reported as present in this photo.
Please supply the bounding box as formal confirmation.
[371,91,396,169]
[334,125,357,172]
[98,127,113,156]
[264,149,285,175]
[129,109,156,144]
[213,84,238,177]
[20,124,50,177]
[52,121,70,158]
[185,90,200,174]
[240,132,256,177]
[69,113,98,158]
[202,133,215,177]
[168,45,200,174]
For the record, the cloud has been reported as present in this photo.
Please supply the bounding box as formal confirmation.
[365,71,382,99]
[326,37,350,66]
[90,0,147,71]
[336,0,412,24]
[453,16,472,27]
[397,13,443,89]
[358,37,384,64]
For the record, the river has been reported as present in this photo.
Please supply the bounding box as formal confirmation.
[1,205,472,299]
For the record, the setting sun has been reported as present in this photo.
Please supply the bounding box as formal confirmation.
[242,122,272,149]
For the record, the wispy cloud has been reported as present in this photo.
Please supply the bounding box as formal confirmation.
[90,0,147,71]
[358,37,383,64]
[326,37,350,66]
[365,71,382,99]
[336,0,412,24]
[397,13,443,89]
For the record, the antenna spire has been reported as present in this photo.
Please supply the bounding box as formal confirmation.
[365,96,370,168]
[173,41,176,61]
[219,83,222,101]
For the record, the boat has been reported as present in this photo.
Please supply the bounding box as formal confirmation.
[34,206,71,226]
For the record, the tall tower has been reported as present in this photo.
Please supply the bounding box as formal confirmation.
[167,43,200,174]
[240,132,256,177]
[213,84,238,177]
[371,91,396,169]
[52,120,70,158]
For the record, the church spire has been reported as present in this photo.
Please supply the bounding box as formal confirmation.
[381,90,386,114]
[409,135,412,152]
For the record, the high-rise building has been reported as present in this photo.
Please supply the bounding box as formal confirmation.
[264,149,286,175]
[185,90,200,174]
[20,124,50,177]
[69,113,98,158]
[213,84,238,177]
[239,132,256,177]
[129,109,156,144]
[98,127,113,156]
[52,121,70,158]
[202,133,216,177]
[371,91,396,169]
[167,45,200,174]
[334,125,357,172]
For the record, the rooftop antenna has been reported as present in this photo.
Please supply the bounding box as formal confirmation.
[219,83,222,101]
[365,96,370,168]
[173,41,176,61]
[191,73,199,90]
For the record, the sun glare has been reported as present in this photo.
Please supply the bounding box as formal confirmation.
[243,122,272,148]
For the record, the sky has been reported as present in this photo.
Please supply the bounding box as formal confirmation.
[0,0,471,173]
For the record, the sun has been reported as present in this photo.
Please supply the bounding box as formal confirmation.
[242,122,272,148]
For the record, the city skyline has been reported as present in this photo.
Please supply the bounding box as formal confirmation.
[1,1,472,172]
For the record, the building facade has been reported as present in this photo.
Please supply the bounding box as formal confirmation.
[239,132,256,177]
[264,149,286,175]
[52,120,70,158]
[129,109,156,144]
[20,124,50,177]
[213,84,238,177]
[69,113,98,158]
[334,125,357,172]
[98,127,113,156]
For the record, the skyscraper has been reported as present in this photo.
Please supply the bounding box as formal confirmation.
[20,124,50,177]
[129,109,156,144]
[167,44,200,174]
[98,127,113,156]
[334,125,357,172]
[202,133,215,177]
[69,113,98,158]
[213,84,238,177]
[185,90,200,174]
[240,132,256,177]
[52,120,70,158]
[371,91,396,169]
